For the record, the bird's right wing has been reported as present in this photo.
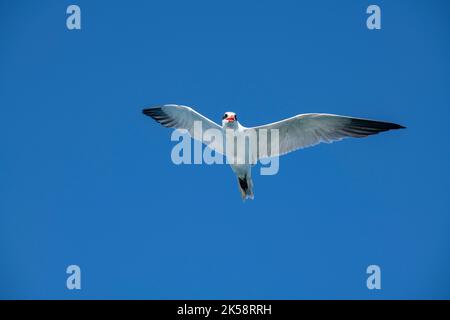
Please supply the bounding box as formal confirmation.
[142,104,224,153]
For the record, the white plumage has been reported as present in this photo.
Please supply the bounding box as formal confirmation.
[143,104,405,200]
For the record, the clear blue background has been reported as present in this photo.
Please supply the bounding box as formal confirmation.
[1,0,449,299]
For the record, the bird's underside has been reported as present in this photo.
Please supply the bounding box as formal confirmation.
[143,104,405,200]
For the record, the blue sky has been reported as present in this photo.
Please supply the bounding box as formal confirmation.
[1,0,449,299]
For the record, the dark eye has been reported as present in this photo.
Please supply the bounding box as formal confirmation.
[222,113,228,119]
[234,114,237,120]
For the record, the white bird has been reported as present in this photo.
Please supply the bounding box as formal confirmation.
[143,104,405,200]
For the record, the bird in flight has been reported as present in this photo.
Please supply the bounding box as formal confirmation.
[143,104,405,200]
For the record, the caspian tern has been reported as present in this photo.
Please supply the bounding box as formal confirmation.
[143,104,405,200]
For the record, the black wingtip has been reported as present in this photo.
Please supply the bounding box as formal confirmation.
[390,123,406,130]
[142,107,164,118]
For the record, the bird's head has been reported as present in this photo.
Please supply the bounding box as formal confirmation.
[222,111,238,128]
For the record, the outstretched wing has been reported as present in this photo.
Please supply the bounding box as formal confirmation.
[142,104,224,153]
[248,113,405,159]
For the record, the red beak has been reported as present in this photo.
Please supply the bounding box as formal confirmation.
[226,116,235,122]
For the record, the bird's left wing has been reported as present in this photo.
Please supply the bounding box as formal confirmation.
[142,104,224,153]
[247,113,405,159]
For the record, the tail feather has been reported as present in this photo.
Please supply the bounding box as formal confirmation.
[237,176,254,200]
